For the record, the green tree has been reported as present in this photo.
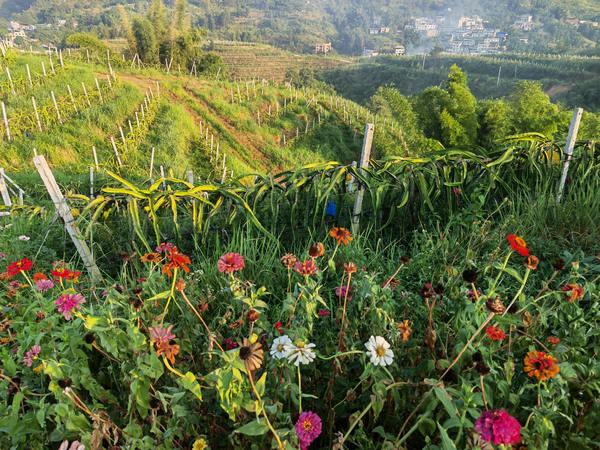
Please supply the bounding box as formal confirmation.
[509,81,559,138]
[478,99,512,147]
[132,18,158,64]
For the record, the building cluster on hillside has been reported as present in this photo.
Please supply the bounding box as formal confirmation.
[314,42,332,54]
[406,15,509,55]
[2,20,71,47]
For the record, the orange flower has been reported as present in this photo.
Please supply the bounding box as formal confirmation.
[507,235,530,256]
[308,243,325,258]
[141,252,162,263]
[397,320,413,342]
[33,273,47,282]
[161,248,191,277]
[547,336,560,347]
[155,341,180,364]
[561,284,583,303]
[329,227,353,245]
[524,350,559,381]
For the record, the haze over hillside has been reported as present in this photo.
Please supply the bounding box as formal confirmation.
[2,0,600,56]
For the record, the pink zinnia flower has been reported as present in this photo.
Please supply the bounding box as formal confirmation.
[317,310,330,317]
[335,285,353,300]
[218,252,245,274]
[155,242,174,253]
[23,345,41,367]
[54,293,86,320]
[474,410,520,445]
[225,337,238,350]
[453,188,461,196]
[294,260,318,277]
[149,325,176,346]
[295,411,322,449]
[36,279,55,291]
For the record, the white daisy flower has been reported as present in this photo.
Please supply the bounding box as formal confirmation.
[364,336,394,366]
[0,211,10,217]
[18,235,30,241]
[270,335,293,359]
[5,223,12,228]
[285,340,316,366]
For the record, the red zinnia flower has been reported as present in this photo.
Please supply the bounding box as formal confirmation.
[161,247,191,277]
[33,272,47,282]
[486,326,506,341]
[294,259,318,277]
[52,267,74,279]
[507,235,530,256]
[561,284,583,303]
[274,321,283,334]
[217,252,245,274]
[6,258,34,277]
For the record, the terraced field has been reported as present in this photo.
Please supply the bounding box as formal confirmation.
[209,41,351,82]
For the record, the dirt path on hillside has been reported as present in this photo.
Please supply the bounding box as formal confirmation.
[545,84,572,98]
[115,71,278,172]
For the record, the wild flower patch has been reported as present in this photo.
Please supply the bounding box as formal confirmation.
[0,229,599,449]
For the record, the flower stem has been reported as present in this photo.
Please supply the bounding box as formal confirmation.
[179,289,224,352]
[337,272,353,351]
[382,262,405,289]
[247,369,284,450]
[480,375,488,410]
[318,350,363,360]
[298,364,302,414]
[533,270,558,301]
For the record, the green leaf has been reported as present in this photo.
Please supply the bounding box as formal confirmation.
[235,419,269,436]
[177,371,203,401]
[434,387,458,419]
[437,423,457,450]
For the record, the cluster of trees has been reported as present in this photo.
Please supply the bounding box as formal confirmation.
[368,65,600,153]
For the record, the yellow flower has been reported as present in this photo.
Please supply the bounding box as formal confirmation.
[192,438,208,450]
[71,208,80,217]
[250,333,259,344]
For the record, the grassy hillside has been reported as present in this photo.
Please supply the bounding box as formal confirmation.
[0,50,406,190]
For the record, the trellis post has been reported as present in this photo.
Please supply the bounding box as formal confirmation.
[26,64,33,87]
[92,146,99,170]
[32,97,42,132]
[33,155,102,282]
[6,67,15,95]
[0,168,12,206]
[2,102,10,141]
[95,78,103,104]
[50,91,62,123]
[82,82,91,107]
[110,137,123,167]
[67,85,78,113]
[351,123,374,233]
[149,147,155,183]
[557,108,583,202]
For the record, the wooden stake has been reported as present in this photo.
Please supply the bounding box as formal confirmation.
[135,112,140,128]
[67,85,78,113]
[95,78,103,103]
[0,168,11,206]
[351,123,374,233]
[6,67,15,95]
[1,102,9,141]
[92,146,99,170]
[149,147,155,180]
[160,166,166,189]
[33,155,102,282]
[32,97,42,132]
[110,137,123,167]
[90,166,94,198]
[86,48,90,63]
[119,126,126,147]
[51,91,62,123]
[26,64,33,87]
[49,54,55,74]
[42,61,47,77]
[128,120,133,134]
[59,49,64,68]
[82,82,91,106]
[557,108,584,202]
[156,81,160,97]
